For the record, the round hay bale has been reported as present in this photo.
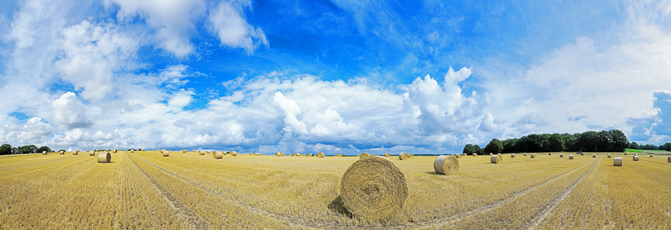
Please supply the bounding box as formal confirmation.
[667,156,670,163]
[281,152,285,156]
[524,153,527,156]
[90,151,96,156]
[560,153,563,158]
[97,152,111,163]
[624,152,627,156]
[593,154,596,158]
[214,151,223,159]
[490,155,502,164]
[511,153,515,158]
[489,153,493,156]
[230,151,238,156]
[60,150,65,155]
[530,153,536,158]
[399,153,409,160]
[73,150,78,155]
[359,152,369,159]
[455,154,461,158]
[434,155,459,175]
[275,152,281,157]
[308,153,313,157]
[613,157,623,166]
[607,154,611,158]
[162,151,169,157]
[199,151,205,155]
[408,153,414,158]
[473,153,478,157]
[42,151,47,155]
[384,153,390,158]
[650,154,653,157]
[182,150,187,153]
[340,156,408,221]
[633,155,639,161]
[317,152,324,158]
[549,152,552,156]
[130,150,134,153]
[569,155,574,159]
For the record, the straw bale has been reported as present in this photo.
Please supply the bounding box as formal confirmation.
[214,151,223,159]
[434,155,459,175]
[593,154,596,158]
[530,153,535,158]
[162,151,169,157]
[613,157,623,166]
[633,155,639,161]
[230,151,238,156]
[569,154,574,159]
[97,152,111,163]
[607,154,611,158]
[359,152,369,159]
[398,153,409,160]
[384,153,390,158]
[317,152,324,158]
[511,153,515,158]
[340,156,408,221]
[42,151,47,155]
[490,154,502,164]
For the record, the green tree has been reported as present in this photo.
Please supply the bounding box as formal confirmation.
[484,139,504,154]
[664,143,671,151]
[474,145,483,155]
[629,142,639,149]
[578,131,598,151]
[609,130,629,152]
[462,144,475,155]
[548,133,565,152]
[0,144,11,155]
[37,146,51,153]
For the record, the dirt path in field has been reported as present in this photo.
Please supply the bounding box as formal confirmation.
[524,157,601,230]
[126,153,208,230]
[130,152,598,230]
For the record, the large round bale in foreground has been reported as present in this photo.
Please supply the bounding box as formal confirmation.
[633,155,639,161]
[317,152,324,158]
[490,155,502,164]
[340,156,408,221]
[213,151,223,159]
[434,155,459,175]
[399,153,409,160]
[569,155,574,159]
[359,152,369,159]
[97,152,111,163]
[613,157,623,166]
[593,154,596,158]
[162,151,169,157]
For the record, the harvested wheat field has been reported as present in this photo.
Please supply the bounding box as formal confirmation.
[0,151,670,229]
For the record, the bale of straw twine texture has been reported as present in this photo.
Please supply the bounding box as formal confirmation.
[399,153,409,160]
[214,151,223,159]
[490,155,502,164]
[530,153,536,158]
[359,152,370,159]
[434,155,459,175]
[317,152,324,158]
[613,157,623,166]
[340,156,408,221]
[511,153,515,158]
[633,155,639,161]
[569,155,574,159]
[230,151,238,156]
[97,152,111,163]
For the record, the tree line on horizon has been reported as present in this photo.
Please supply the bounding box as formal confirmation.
[0,144,53,155]
[463,129,633,155]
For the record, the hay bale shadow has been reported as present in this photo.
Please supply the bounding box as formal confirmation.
[328,196,353,218]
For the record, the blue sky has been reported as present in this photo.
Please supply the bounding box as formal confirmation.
[1,0,670,154]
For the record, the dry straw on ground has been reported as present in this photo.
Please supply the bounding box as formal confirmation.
[569,155,574,159]
[214,151,223,159]
[339,156,408,221]
[633,155,639,161]
[614,157,623,166]
[359,152,369,159]
[433,155,459,175]
[317,152,324,158]
[490,154,502,164]
[399,153,409,160]
[97,152,111,163]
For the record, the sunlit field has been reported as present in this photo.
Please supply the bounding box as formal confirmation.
[0,151,669,229]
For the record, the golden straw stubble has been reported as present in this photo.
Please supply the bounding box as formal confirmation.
[434,155,459,175]
[340,156,408,221]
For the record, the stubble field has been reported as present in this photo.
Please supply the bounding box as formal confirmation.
[0,151,669,229]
